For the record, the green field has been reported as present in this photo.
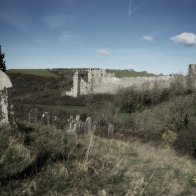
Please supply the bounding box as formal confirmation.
[8,69,58,77]
[106,69,157,78]
[8,68,158,78]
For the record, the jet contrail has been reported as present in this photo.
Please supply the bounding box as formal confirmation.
[128,0,133,16]
[128,0,148,17]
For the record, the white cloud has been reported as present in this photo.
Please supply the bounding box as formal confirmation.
[143,35,154,41]
[97,49,110,56]
[170,32,196,46]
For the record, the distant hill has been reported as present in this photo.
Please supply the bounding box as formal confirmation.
[8,69,58,77]
[106,69,157,78]
[6,68,158,99]
[8,68,158,78]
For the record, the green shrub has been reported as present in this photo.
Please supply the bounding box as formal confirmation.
[165,95,196,131]
[162,130,178,146]
[115,76,188,114]
[93,101,120,126]
[0,142,32,178]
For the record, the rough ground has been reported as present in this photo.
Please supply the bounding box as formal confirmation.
[0,125,195,195]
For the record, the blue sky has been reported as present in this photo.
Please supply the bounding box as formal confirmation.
[0,0,196,74]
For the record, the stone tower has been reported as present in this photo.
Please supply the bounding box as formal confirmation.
[73,70,80,97]
[188,64,196,90]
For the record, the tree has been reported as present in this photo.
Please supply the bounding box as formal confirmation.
[0,45,6,72]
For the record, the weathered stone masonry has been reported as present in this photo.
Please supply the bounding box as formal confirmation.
[0,70,12,126]
[188,64,196,90]
[66,65,196,98]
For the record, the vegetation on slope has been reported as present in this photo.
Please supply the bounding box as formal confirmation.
[106,69,156,78]
[8,69,59,77]
[0,124,195,195]
[7,69,196,157]
[1,69,196,195]
[8,68,157,78]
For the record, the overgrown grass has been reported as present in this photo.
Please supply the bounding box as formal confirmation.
[116,94,196,156]
[0,124,195,195]
[3,67,196,194]
[7,68,196,158]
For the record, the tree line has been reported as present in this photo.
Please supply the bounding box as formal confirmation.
[0,45,6,72]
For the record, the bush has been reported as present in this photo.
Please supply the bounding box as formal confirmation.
[115,76,188,114]
[162,130,178,146]
[0,142,32,178]
[166,94,196,131]
[174,126,196,156]
[116,88,167,113]
[93,101,120,126]
[158,94,196,156]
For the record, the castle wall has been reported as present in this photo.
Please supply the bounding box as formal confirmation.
[73,71,80,97]
[66,66,191,98]
[80,75,178,95]
[66,71,81,97]
[188,64,196,90]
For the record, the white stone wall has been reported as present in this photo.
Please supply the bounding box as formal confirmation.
[73,71,80,97]
[66,69,188,97]
[80,75,178,95]
[0,70,13,126]
[0,89,9,125]
[188,64,196,90]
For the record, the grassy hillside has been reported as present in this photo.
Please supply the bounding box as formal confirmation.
[0,124,195,195]
[106,69,157,78]
[8,69,59,77]
[8,68,157,78]
[7,70,73,98]
[1,68,196,195]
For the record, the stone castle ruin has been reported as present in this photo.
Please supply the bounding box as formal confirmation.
[66,64,196,98]
[0,70,13,126]
[188,64,196,90]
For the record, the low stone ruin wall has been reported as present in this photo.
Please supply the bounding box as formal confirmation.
[66,65,194,97]
[80,75,185,95]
